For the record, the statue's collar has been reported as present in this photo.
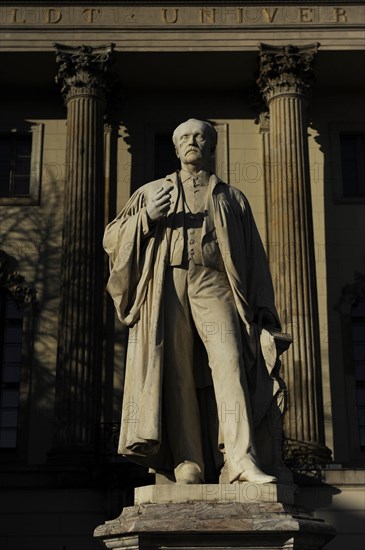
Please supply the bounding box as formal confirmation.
[165,171,222,191]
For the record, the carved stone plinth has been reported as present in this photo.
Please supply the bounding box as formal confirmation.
[94,502,334,549]
[94,484,335,549]
[135,482,295,505]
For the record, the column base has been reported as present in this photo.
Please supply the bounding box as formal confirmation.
[94,483,335,549]
[284,439,332,473]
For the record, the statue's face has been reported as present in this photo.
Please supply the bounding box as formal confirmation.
[174,120,213,168]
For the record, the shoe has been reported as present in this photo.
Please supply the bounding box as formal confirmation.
[238,463,277,484]
[174,461,203,484]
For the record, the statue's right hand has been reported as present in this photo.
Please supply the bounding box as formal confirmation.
[146,185,174,222]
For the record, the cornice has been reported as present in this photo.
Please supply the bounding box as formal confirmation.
[2,1,364,4]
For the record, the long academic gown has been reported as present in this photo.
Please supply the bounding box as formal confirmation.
[103,171,282,474]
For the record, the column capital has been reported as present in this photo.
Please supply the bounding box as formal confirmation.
[257,43,319,103]
[54,43,115,103]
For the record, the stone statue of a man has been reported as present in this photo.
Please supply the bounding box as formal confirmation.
[104,119,285,485]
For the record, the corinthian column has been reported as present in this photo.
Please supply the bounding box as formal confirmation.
[51,44,115,461]
[257,44,331,468]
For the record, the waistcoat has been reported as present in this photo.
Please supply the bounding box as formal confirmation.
[169,172,224,270]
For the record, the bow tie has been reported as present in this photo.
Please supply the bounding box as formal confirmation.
[180,172,209,187]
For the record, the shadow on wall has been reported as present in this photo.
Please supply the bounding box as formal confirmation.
[310,91,365,549]
[0,178,65,462]
[311,96,365,467]
[297,476,364,550]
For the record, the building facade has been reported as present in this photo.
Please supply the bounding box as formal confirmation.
[0,1,364,548]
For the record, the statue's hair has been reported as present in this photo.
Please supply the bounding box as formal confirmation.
[172,119,217,148]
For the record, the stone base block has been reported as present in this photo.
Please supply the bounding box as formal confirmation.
[135,482,295,505]
[94,499,335,549]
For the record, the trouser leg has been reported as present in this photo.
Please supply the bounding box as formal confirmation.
[187,263,257,482]
[163,267,204,478]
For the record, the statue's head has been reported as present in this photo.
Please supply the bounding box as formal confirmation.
[172,119,217,170]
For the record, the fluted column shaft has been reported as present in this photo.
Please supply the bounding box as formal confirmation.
[258,44,330,466]
[52,44,114,457]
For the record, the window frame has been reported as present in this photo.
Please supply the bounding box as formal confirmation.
[0,122,44,206]
[330,122,365,205]
[0,289,24,450]
[351,299,365,450]
[337,273,365,464]
[0,251,36,463]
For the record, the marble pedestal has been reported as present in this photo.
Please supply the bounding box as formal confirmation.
[94,483,335,549]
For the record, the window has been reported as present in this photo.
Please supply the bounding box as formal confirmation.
[351,298,365,448]
[337,273,365,462]
[151,123,228,182]
[0,133,32,197]
[0,288,23,449]
[0,122,43,206]
[340,134,365,198]
[330,123,365,204]
[154,133,180,180]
